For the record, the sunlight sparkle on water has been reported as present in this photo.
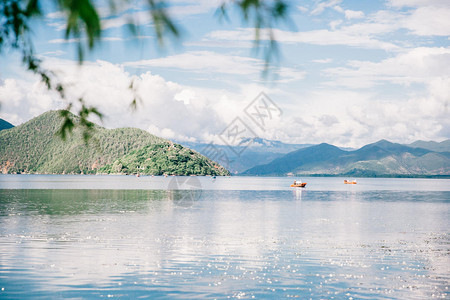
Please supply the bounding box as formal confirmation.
[0,176,449,299]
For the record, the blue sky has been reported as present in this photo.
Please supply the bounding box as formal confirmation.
[0,0,449,147]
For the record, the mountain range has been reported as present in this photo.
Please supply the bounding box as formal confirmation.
[1,111,448,177]
[243,140,450,177]
[180,138,450,176]
[0,111,229,176]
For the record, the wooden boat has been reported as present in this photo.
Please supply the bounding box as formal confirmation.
[291,180,307,188]
[344,179,357,184]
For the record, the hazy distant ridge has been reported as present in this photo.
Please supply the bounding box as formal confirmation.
[178,138,313,174]
[407,140,450,153]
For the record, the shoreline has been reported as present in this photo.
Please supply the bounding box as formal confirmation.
[1,173,449,179]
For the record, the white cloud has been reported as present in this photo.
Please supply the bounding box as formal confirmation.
[401,6,450,36]
[48,37,123,44]
[311,0,343,15]
[204,1,450,51]
[205,27,399,50]
[0,59,276,143]
[297,6,309,13]
[124,51,305,83]
[388,0,450,8]
[246,47,450,146]
[102,10,150,30]
[46,11,65,19]
[48,38,80,44]
[268,75,449,147]
[38,50,66,57]
[383,0,450,36]
[3,1,450,148]
[329,20,342,30]
[167,0,222,17]
[344,79,450,144]
[344,10,365,19]
[323,47,450,88]
[185,40,253,49]
[125,51,261,75]
[273,47,450,146]
[45,1,221,32]
[312,58,333,63]
[276,27,398,50]
[102,0,222,30]
[0,78,65,125]
[1,54,448,147]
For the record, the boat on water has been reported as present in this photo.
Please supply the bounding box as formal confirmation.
[290,180,307,188]
[344,179,357,184]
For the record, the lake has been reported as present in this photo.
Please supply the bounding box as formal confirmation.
[0,175,449,299]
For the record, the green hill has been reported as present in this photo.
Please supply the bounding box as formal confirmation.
[99,143,228,176]
[0,118,14,131]
[0,111,229,176]
[243,140,450,177]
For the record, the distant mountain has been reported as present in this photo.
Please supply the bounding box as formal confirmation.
[0,111,229,176]
[243,139,450,177]
[0,118,14,131]
[241,138,314,153]
[407,139,450,152]
[178,138,313,173]
[243,143,346,176]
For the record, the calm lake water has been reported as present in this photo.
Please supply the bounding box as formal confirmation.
[0,175,449,299]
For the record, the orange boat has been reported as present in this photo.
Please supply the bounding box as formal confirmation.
[291,180,307,188]
[344,179,357,184]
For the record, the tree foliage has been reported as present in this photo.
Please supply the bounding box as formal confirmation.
[99,143,229,176]
[0,0,290,141]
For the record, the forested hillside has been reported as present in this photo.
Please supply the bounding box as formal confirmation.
[100,143,228,176]
[0,111,229,176]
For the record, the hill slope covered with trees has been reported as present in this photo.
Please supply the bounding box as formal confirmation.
[0,111,229,176]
